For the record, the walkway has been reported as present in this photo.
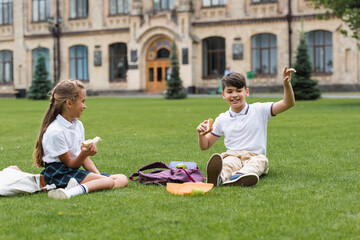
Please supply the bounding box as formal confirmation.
[90,92,360,99]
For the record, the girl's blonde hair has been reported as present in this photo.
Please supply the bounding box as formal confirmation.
[33,79,85,167]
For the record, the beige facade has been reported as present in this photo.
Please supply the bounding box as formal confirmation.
[0,0,359,96]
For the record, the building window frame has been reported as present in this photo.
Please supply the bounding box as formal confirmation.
[70,0,88,19]
[251,0,277,4]
[70,45,89,81]
[202,0,227,8]
[306,30,333,74]
[202,37,226,79]
[0,50,13,84]
[251,33,277,76]
[109,43,128,82]
[109,0,129,15]
[153,0,175,11]
[0,0,13,25]
[32,0,50,22]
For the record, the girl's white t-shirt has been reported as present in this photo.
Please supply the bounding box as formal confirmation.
[42,114,85,164]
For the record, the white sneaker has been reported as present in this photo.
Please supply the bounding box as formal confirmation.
[65,178,79,190]
[48,188,70,199]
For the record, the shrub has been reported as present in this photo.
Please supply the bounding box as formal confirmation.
[165,38,187,99]
[27,46,52,100]
[292,30,321,100]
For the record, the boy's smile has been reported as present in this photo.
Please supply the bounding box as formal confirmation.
[222,85,249,113]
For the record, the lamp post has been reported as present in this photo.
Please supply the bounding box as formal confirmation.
[47,0,61,84]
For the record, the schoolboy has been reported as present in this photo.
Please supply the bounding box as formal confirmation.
[197,67,296,187]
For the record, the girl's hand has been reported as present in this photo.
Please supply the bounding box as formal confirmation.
[197,120,208,135]
[81,143,98,156]
[283,66,296,84]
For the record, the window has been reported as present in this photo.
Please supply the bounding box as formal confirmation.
[0,0,13,25]
[32,47,50,81]
[149,68,154,82]
[202,0,227,7]
[306,30,333,73]
[202,37,225,77]
[252,0,277,3]
[0,50,13,84]
[70,0,88,19]
[153,0,174,11]
[157,48,170,59]
[32,0,50,22]
[251,33,277,75]
[70,45,89,81]
[109,0,129,15]
[109,43,128,82]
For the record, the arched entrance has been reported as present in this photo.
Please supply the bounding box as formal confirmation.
[146,37,172,93]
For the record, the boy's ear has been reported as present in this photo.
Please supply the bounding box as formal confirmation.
[221,91,225,99]
[245,88,250,97]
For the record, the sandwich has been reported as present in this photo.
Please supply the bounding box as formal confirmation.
[82,136,101,147]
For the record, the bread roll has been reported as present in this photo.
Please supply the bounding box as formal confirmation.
[200,118,213,135]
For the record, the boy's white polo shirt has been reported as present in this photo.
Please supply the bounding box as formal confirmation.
[211,102,275,156]
[42,114,85,164]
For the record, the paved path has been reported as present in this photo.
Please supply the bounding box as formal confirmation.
[91,92,360,99]
[319,93,360,99]
[251,93,360,99]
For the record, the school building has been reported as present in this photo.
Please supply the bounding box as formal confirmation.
[0,0,359,96]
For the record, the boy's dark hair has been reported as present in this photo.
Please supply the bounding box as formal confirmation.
[221,72,247,90]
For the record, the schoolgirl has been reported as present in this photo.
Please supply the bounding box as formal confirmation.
[33,79,128,199]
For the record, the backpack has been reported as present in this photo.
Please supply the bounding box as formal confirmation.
[129,162,204,185]
[0,166,56,196]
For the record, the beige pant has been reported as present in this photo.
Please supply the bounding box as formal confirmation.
[220,151,269,182]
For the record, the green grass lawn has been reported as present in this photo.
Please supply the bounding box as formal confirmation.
[0,97,359,240]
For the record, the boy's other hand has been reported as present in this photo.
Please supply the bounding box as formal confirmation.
[197,120,208,135]
[283,66,296,84]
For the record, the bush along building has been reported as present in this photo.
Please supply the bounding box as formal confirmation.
[0,0,359,97]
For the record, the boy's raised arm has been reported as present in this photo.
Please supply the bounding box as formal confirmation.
[272,66,296,115]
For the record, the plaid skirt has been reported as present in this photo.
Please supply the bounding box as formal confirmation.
[41,162,110,188]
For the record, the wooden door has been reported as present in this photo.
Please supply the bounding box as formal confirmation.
[146,37,172,93]
[146,60,170,93]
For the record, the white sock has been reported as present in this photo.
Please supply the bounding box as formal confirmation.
[66,184,89,197]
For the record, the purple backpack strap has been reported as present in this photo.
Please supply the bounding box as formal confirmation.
[129,162,204,184]
[129,162,170,181]
[129,172,139,181]
[138,162,171,171]
[178,168,196,182]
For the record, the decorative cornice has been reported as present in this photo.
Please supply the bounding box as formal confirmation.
[192,16,288,27]
[24,27,130,38]
[192,14,335,27]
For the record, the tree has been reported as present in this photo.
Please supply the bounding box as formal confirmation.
[28,47,52,100]
[310,0,360,46]
[165,38,187,99]
[292,31,321,100]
